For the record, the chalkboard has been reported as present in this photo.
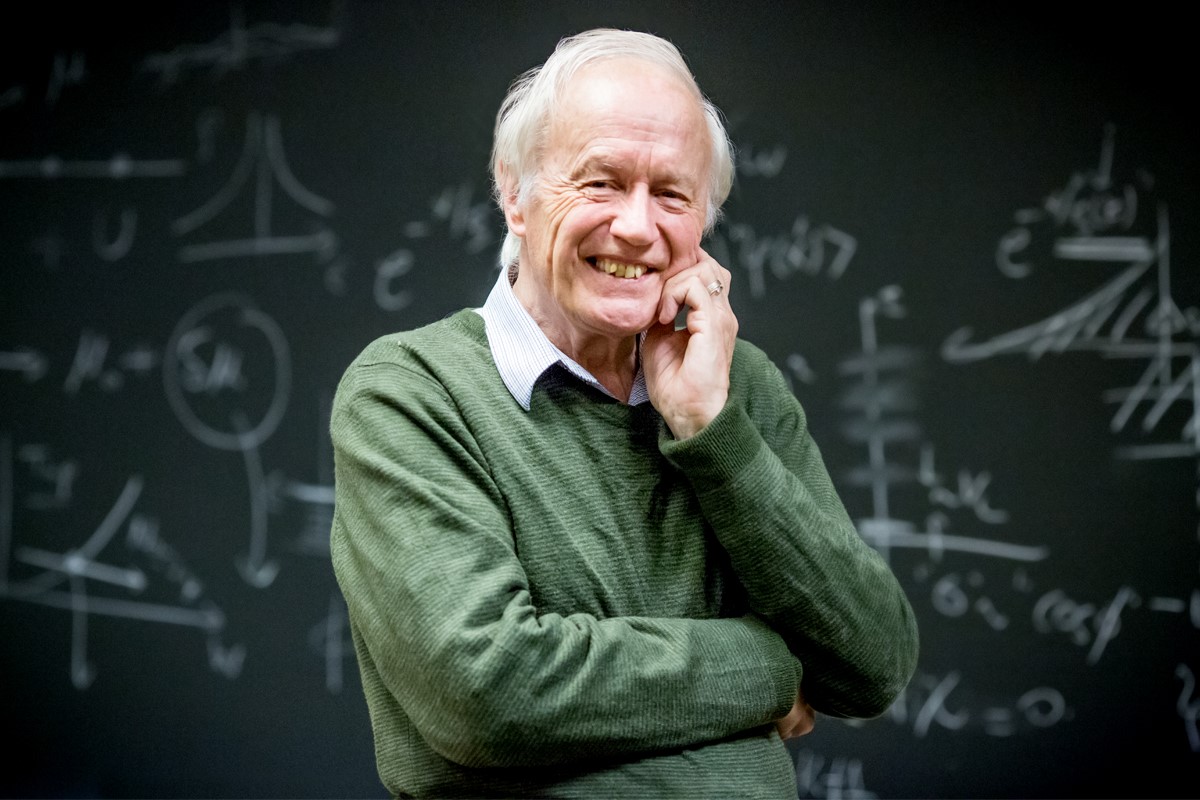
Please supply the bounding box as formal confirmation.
[3,2,1197,798]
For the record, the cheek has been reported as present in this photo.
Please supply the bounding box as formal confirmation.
[662,214,703,265]
[555,204,610,250]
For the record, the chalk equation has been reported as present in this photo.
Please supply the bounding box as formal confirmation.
[2,288,338,607]
[703,138,857,298]
[708,214,857,300]
[840,286,1045,566]
[827,281,1199,754]
[884,670,1070,739]
[140,2,342,85]
[378,181,497,312]
[942,125,1199,468]
[0,404,344,689]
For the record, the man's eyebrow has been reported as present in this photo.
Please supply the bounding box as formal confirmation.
[570,156,696,188]
[570,156,619,178]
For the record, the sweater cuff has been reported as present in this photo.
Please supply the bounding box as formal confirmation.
[742,615,805,717]
[658,402,764,490]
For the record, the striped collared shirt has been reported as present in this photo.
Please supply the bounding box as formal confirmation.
[475,264,650,410]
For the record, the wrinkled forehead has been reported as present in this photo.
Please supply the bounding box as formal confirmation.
[544,58,711,162]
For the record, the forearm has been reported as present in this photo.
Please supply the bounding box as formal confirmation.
[660,359,919,718]
[339,548,799,768]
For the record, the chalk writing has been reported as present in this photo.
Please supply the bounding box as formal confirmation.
[308,593,353,694]
[919,445,1009,525]
[141,2,341,84]
[0,51,86,112]
[943,126,1199,468]
[929,570,1010,631]
[172,111,338,265]
[887,670,1070,738]
[234,412,280,588]
[841,286,1047,565]
[736,142,788,179]
[996,125,1146,279]
[63,330,159,394]
[0,437,11,591]
[163,293,291,451]
[403,182,494,256]
[1033,585,1139,665]
[0,153,186,179]
[15,444,77,511]
[707,214,856,299]
[793,749,876,800]
[781,352,818,394]
[1178,663,1200,752]
[374,247,413,312]
[374,182,498,312]
[275,394,336,557]
[0,349,49,383]
[0,470,240,688]
[92,206,138,261]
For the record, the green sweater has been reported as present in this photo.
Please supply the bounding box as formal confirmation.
[330,310,918,799]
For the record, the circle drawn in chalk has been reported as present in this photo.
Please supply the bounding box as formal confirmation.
[163,293,291,451]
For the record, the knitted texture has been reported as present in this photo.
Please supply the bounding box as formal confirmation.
[330,310,917,798]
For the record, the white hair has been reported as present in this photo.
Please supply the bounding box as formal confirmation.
[490,28,735,268]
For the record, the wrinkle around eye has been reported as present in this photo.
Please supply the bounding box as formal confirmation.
[579,183,619,201]
[657,194,692,213]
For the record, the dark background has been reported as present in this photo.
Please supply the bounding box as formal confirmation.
[2,2,1197,798]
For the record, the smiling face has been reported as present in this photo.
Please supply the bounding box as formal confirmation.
[503,59,711,355]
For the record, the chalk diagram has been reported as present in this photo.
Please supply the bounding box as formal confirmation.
[0,437,245,690]
[942,124,1198,467]
[938,124,1200,755]
[0,4,360,690]
[830,283,1066,745]
[171,110,339,266]
[805,267,1199,800]
[0,288,361,690]
[832,124,1200,760]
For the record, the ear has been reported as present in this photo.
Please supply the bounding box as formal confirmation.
[497,164,526,237]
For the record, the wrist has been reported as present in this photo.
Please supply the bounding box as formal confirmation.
[664,397,725,440]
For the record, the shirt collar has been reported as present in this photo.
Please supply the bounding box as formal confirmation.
[475,264,649,411]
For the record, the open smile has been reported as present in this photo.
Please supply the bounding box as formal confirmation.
[587,257,652,279]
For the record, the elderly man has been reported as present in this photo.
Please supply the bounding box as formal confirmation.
[331,28,918,799]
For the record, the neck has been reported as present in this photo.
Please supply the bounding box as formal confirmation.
[567,336,638,401]
[540,318,639,402]
[512,274,639,401]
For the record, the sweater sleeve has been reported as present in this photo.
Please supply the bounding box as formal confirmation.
[659,344,919,719]
[329,356,802,769]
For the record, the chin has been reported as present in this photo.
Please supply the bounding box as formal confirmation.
[578,299,658,338]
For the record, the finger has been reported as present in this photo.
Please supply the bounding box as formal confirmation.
[657,248,732,326]
[659,273,713,328]
[696,248,732,303]
[657,268,706,327]
[781,713,815,739]
[661,259,724,315]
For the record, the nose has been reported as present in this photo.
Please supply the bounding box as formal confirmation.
[609,184,656,246]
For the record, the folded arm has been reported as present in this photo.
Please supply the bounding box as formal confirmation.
[330,359,802,768]
[660,345,920,719]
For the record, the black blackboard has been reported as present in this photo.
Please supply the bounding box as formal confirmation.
[3,2,1197,798]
